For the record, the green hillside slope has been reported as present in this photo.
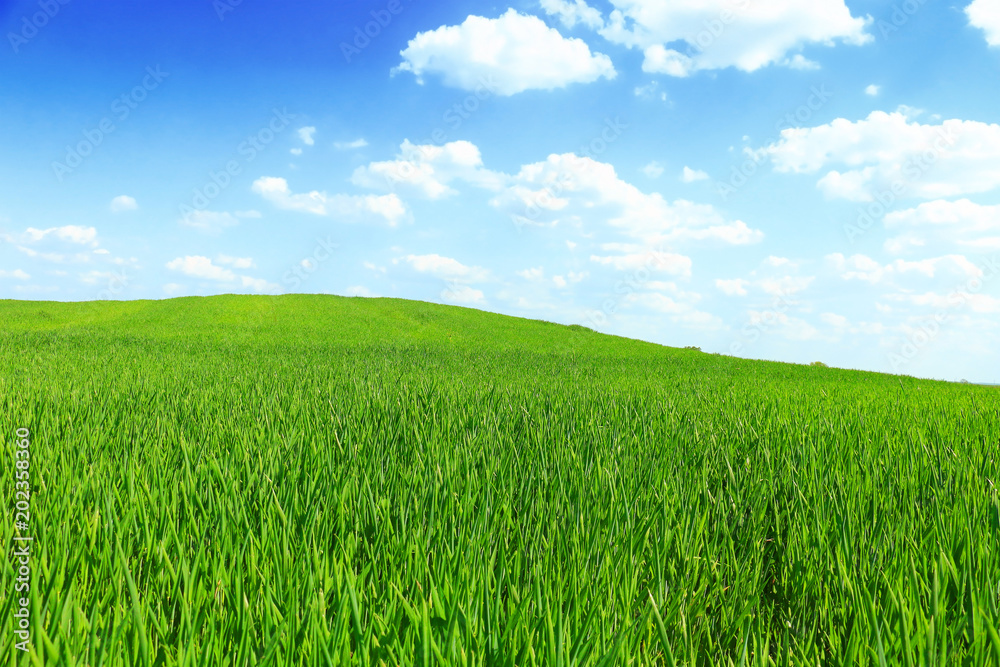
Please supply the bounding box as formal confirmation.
[1,295,998,665]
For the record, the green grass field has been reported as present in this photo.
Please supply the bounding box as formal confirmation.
[2,294,999,666]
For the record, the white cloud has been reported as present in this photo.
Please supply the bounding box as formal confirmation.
[885,198,1000,232]
[590,251,693,277]
[716,278,748,296]
[442,285,486,305]
[110,195,138,213]
[745,310,821,341]
[865,84,881,96]
[166,256,236,282]
[887,291,1000,314]
[78,270,123,286]
[334,138,368,150]
[642,161,664,179]
[763,256,797,268]
[598,0,871,77]
[517,267,545,281]
[680,219,764,245]
[20,225,98,246]
[625,292,722,331]
[784,54,820,70]
[240,276,278,293]
[540,0,604,30]
[821,312,850,328]
[344,285,377,297]
[290,148,303,156]
[759,110,1000,201]
[967,0,1000,46]
[0,269,30,280]
[252,177,407,226]
[15,246,88,264]
[403,254,490,282]
[759,275,815,296]
[351,140,504,199]
[179,210,241,234]
[490,153,763,247]
[297,127,316,146]
[722,256,814,300]
[883,199,1000,253]
[681,166,709,183]
[819,313,887,337]
[394,9,616,95]
[166,256,274,292]
[826,252,982,284]
[633,81,668,102]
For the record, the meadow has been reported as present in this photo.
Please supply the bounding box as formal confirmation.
[1,294,999,666]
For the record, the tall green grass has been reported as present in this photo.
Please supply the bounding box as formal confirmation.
[1,295,999,665]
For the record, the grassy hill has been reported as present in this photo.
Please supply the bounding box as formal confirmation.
[1,295,998,665]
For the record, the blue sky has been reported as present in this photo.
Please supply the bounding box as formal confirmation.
[2,0,999,382]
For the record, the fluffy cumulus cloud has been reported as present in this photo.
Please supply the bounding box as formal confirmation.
[0,269,30,280]
[967,0,1000,46]
[351,140,504,199]
[252,177,407,226]
[624,291,722,330]
[716,278,749,296]
[490,153,764,248]
[592,0,871,76]
[642,161,664,178]
[515,267,587,290]
[885,291,1000,315]
[744,310,821,341]
[442,284,486,305]
[759,110,1000,201]
[399,254,490,305]
[402,254,490,282]
[3,225,144,279]
[343,285,377,298]
[540,0,604,30]
[394,9,616,95]
[17,225,98,246]
[297,127,316,146]
[166,256,236,282]
[3,225,104,265]
[590,249,693,277]
[217,255,256,270]
[110,195,138,212]
[681,166,709,183]
[165,255,275,293]
[819,313,886,336]
[884,199,1000,253]
[826,252,983,285]
[717,256,814,299]
[759,275,815,296]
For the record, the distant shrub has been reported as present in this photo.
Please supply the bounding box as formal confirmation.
[684,346,701,352]
[810,361,828,368]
